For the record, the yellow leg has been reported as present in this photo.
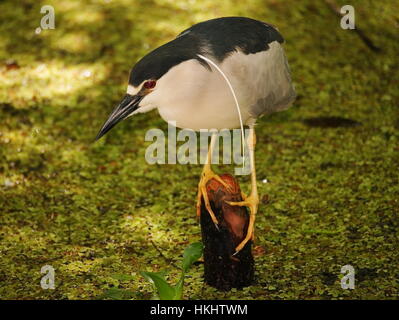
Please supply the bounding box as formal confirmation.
[196,133,230,227]
[226,124,259,253]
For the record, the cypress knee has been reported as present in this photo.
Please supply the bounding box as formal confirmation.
[200,173,254,291]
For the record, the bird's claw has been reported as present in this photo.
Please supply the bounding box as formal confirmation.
[196,166,233,229]
[225,194,259,253]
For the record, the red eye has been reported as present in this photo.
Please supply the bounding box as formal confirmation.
[144,80,156,89]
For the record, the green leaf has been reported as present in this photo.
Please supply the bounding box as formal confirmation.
[174,275,184,300]
[140,270,167,282]
[140,271,176,300]
[182,242,203,273]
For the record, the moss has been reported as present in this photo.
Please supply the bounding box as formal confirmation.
[0,0,398,299]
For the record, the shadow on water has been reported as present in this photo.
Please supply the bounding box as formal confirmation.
[302,116,362,128]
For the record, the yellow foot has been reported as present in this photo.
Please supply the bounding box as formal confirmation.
[226,194,259,253]
[238,192,255,241]
[196,167,231,229]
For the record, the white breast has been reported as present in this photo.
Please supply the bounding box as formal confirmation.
[139,41,295,131]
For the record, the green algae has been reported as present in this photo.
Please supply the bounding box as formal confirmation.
[0,0,398,299]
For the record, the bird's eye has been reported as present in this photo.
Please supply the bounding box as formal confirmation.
[144,80,156,89]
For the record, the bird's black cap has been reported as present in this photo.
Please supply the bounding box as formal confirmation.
[129,17,284,87]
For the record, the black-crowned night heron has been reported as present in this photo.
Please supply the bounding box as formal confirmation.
[96,17,296,253]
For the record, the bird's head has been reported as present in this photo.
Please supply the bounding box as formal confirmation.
[95,77,158,141]
[95,34,208,141]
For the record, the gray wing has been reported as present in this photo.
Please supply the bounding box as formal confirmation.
[249,43,296,118]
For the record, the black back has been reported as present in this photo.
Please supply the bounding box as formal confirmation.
[129,17,284,87]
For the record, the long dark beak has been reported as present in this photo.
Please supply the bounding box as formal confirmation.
[95,94,142,141]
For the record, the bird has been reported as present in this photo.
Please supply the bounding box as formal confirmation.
[96,16,296,253]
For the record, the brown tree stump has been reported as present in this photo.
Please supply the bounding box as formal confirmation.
[200,173,254,291]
